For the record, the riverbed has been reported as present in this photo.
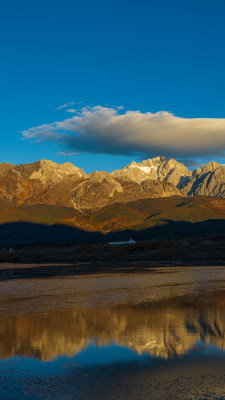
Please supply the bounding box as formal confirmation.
[1,265,225,399]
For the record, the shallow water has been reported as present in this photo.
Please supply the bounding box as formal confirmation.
[1,265,225,399]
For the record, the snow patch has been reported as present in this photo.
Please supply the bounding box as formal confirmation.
[128,165,156,173]
[139,166,156,173]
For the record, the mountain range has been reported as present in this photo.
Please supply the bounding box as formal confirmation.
[1,293,225,361]
[1,156,225,208]
[1,157,225,241]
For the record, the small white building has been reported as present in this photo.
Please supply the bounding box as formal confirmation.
[108,239,136,246]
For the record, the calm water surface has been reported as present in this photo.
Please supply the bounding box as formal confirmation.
[1,265,225,399]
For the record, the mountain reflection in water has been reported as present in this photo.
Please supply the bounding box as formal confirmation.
[1,292,225,361]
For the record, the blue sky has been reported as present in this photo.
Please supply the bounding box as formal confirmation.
[1,0,225,172]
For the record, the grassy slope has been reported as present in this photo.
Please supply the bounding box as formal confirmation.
[0,205,89,228]
[0,196,225,234]
[89,196,225,232]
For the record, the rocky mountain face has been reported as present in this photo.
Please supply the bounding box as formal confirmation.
[182,161,225,197]
[112,157,225,199]
[0,160,86,208]
[0,159,183,210]
[15,159,86,187]
[0,157,225,211]
[72,171,182,209]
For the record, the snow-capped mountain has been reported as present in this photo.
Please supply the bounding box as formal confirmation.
[0,157,225,210]
[111,156,192,188]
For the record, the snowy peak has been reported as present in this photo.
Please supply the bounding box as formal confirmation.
[112,157,161,183]
[111,156,192,189]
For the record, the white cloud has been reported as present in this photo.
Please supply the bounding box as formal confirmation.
[56,102,75,110]
[66,109,77,113]
[56,101,85,111]
[58,151,78,156]
[22,106,225,159]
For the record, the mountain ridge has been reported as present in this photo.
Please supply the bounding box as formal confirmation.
[0,157,184,210]
[0,156,224,218]
[0,156,224,209]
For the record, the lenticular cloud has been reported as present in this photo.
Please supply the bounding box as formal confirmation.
[22,106,225,158]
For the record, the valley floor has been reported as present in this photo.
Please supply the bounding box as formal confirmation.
[1,236,225,278]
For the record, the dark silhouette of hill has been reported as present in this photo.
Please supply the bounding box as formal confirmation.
[0,222,103,246]
[106,219,225,241]
[1,196,225,247]
[0,218,225,246]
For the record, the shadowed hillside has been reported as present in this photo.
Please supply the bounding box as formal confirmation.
[0,196,225,241]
